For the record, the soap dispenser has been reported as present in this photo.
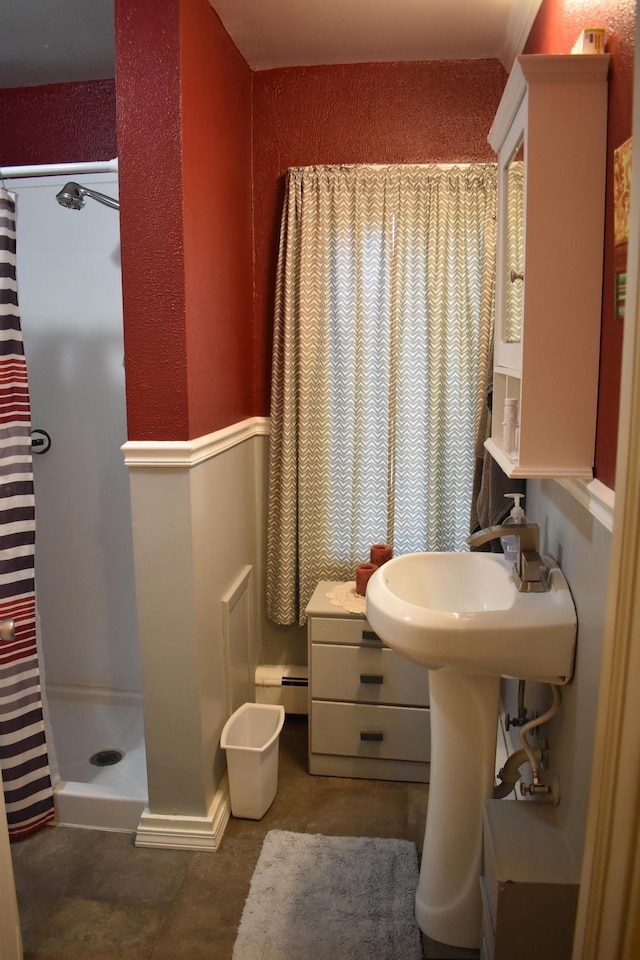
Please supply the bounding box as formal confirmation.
[501,493,526,565]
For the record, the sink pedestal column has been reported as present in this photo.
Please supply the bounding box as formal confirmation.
[416,670,500,948]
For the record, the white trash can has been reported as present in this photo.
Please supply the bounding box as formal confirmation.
[220,702,285,820]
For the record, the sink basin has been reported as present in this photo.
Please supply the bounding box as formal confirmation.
[365,550,578,949]
[366,551,576,683]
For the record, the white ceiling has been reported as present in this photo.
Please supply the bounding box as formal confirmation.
[209,0,538,71]
[0,0,540,89]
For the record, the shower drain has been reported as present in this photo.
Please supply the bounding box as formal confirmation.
[90,749,124,767]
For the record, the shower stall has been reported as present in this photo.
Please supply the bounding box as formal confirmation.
[5,165,146,831]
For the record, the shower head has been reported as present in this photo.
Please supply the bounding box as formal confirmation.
[56,183,85,210]
[56,181,120,212]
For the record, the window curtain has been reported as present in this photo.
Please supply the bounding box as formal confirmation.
[0,188,54,839]
[267,164,497,625]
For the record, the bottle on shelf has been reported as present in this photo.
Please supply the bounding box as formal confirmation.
[502,397,518,458]
[500,492,526,565]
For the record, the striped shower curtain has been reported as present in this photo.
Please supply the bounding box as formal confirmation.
[0,188,54,840]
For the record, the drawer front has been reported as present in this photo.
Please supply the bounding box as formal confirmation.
[311,700,430,762]
[312,643,429,706]
[309,616,383,647]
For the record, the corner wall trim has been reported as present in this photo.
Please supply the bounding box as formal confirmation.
[122,417,270,468]
[499,0,544,71]
[556,478,615,533]
[134,777,231,851]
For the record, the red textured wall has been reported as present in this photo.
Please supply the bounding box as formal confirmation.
[525,0,635,488]
[5,3,633,464]
[251,60,507,415]
[181,0,254,437]
[0,80,116,166]
[115,0,252,439]
[115,0,188,439]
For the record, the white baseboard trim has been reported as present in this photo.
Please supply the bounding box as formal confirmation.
[134,777,231,851]
[122,416,270,469]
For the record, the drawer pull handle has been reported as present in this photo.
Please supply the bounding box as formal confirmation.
[360,730,384,742]
[360,674,383,685]
[362,629,382,643]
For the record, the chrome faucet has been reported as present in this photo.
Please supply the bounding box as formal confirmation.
[468,522,551,592]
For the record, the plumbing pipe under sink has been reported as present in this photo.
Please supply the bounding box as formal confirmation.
[519,684,560,797]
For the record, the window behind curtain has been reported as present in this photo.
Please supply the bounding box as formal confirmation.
[267,164,497,625]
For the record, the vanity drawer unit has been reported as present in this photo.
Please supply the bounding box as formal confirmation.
[306,581,431,782]
[480,799,580,960]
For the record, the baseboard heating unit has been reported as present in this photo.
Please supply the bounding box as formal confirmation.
[255,665,309,715]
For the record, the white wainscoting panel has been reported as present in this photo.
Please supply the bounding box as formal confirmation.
[222,565,255,716]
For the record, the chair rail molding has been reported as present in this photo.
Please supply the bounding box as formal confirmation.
[557,478,615,533]
[122,417,270,468]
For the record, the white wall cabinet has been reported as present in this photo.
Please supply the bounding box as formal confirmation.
[486,54,609,478]
[306,581,430,782]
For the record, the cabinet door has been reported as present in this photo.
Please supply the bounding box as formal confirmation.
[486,54,609,479]
[495,95,526,376]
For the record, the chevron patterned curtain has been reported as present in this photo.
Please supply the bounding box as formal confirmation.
[267,164,497,624]
[505,160,524,342]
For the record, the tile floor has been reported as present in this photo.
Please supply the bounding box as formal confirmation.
[11,715,480,960]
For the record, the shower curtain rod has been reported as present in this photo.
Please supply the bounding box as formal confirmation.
[1,158,118,180]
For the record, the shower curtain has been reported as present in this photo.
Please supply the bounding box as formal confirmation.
[0,187,54,839]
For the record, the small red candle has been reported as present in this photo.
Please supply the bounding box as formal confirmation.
[355,563,378,596]
[370,543,393,566]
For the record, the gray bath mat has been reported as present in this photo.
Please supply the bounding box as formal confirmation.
[232,829,423,960]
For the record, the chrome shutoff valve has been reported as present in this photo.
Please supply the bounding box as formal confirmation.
[521,778,551,797]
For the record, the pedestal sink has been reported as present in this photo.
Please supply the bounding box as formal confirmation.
[366,552,576,949]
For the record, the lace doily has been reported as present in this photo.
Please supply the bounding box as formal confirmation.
[326,581,366,615]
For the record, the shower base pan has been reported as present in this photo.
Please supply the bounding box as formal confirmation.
[46,685,148,832]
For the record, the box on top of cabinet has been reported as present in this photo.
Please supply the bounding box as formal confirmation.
[483,799,580,960]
